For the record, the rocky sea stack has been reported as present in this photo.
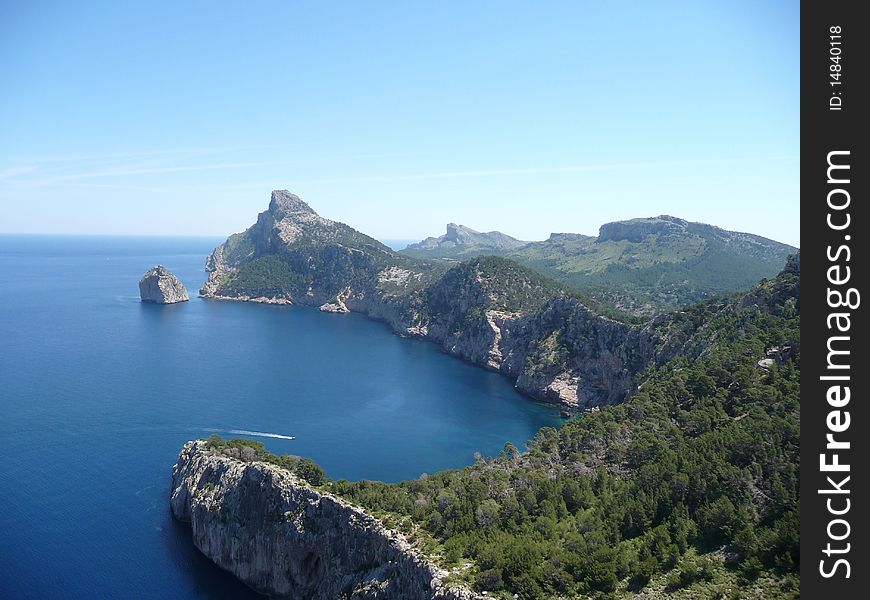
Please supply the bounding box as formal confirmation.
[139,265,189,304]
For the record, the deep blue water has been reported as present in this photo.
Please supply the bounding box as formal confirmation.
[0,235,561,599]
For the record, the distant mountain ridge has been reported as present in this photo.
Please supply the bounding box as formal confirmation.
[401,215,797,316]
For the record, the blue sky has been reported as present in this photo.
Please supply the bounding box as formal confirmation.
[0,1,799,246]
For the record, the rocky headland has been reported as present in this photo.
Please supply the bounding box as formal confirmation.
[139,265,189,304]
[199,191,708,409]
[170,440,483,600]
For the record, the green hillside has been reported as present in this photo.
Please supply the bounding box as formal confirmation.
[401,216,797,317]
[336,257,800,598]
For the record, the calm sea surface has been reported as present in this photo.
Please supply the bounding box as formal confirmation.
[0,235,561,599]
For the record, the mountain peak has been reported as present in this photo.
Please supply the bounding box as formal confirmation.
[444,223,479,242]
[404,224,527,256]
[269,190,317,218]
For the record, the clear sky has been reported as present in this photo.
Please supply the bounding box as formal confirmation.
[0,1,799,246]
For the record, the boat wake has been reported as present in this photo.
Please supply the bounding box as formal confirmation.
[202,427,296,440]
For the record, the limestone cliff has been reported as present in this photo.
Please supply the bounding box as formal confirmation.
[170,441,482,600]
[139,265,189,304]
[199,191,694,409]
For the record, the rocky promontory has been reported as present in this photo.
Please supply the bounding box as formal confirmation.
[198,191,703,410]
[170,441,482,600]
[139,265,189,304]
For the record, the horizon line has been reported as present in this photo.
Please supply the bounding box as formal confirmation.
[0,227,801,249]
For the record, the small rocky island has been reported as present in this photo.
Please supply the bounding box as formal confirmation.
[139,265,189,304]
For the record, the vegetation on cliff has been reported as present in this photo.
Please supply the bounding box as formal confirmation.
[428,256,565,313]
[204,435,327,486]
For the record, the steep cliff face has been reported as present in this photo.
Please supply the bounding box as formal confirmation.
[199,191,679,408]
[171,441,482,600]
[418,258,661,408]
[502,297,659,407]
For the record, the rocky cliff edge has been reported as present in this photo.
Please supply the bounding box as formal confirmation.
[170,441,482,600]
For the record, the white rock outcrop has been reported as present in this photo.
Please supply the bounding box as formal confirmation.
[139,265,189,304]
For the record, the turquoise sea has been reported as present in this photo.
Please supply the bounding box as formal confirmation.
[0,235,561,599]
